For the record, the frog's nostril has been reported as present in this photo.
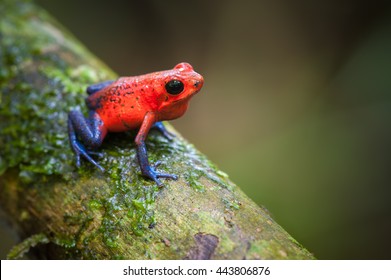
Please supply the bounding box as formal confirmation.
[194,81,201,88]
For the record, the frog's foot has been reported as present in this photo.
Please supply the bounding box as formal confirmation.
[152,122,175,141]
[71,141,105,172]
[142,161,178,187]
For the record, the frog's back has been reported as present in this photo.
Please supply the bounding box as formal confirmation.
[85,78,151,132]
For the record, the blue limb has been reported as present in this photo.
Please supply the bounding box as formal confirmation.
[86,80,115,95]
[152,121,175,140]
[136,113,178,186]
[68,110,107,172]
[136,144,178,187]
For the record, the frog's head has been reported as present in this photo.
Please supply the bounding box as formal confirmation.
[156,62,204,120]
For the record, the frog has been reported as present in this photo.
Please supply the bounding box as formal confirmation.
[68,62,204,186]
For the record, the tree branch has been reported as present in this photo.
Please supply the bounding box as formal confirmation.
[0,0,314,259]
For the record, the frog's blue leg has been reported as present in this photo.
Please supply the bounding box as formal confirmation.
[86,80,115,95]
[68,110,107,172]
[136,113,178,187]
[152,122,175,140]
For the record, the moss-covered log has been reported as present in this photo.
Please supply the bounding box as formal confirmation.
[0,0,314,259]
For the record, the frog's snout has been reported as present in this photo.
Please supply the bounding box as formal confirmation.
[193,74,204,92]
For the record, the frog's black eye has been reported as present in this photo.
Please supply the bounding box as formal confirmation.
[165,80,184,95]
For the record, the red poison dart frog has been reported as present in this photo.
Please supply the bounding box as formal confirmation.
[68,63,204,186]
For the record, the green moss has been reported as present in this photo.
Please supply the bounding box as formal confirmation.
[0,0,316,261]
[53,236,76,249]
[218,235,236,255]
[0,0,113,181]
[88,199,103,210]
[245,238,313,260]
[222,198,241,210]
[7,233,49,259]
[184,171,205,192]
[104,236,119,249]
[0,1,235,247]
[82,128,236,245]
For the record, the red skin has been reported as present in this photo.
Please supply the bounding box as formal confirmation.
[87,63,204,138]
[69,62,204,186]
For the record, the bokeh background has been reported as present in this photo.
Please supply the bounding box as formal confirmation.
[2,0,391,259]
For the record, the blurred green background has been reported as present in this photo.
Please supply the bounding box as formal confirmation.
[1,0,391,259]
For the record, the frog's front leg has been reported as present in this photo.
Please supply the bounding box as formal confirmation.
[135,112,178,186]
[68,110,107,172]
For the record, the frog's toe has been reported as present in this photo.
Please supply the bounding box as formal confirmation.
[141,164,178,187]
[150,172,178,188]
[72,142,105,172]
[92,162,105,173]
[75,155,81,168]
[154,178,164,188]
[86,150,104,157]
[156,172,178,180]
[151,161,178,180]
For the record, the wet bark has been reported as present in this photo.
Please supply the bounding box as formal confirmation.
[0,0,314,259]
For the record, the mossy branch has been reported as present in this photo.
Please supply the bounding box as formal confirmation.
[0,0,314,259]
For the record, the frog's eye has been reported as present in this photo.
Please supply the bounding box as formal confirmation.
[165,80,184,95]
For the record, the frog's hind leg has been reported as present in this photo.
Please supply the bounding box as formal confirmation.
[152,122,175,140]
[86,80,115,95]
[68,110,107,172]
